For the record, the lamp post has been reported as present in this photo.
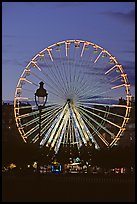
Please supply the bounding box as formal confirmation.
[35,81,48,146]
[35,82,48,173]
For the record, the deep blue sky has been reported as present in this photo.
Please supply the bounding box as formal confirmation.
[2,2,135,100]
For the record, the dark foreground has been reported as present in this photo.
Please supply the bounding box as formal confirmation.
[2,173,135,202]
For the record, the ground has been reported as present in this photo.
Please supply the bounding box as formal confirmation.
[2,173,135,202]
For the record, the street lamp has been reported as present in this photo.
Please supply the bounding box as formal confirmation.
[35,81,48,174]
[35,81,48,145]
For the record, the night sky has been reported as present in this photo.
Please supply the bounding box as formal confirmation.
[2,2,135,101]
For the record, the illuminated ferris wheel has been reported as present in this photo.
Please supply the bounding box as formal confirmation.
[14,39,132,154]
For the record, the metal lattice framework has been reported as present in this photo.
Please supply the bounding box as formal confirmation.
[14,39,132,153]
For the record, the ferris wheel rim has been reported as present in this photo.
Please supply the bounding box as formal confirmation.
[14,39,132,152]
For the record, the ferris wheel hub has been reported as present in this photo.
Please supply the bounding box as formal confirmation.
[67,98,71,103]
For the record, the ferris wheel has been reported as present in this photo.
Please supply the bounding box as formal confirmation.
[14,39,132,154]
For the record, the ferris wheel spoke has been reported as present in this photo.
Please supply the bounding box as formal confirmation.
[16,110,39,119]
[109,75,122,83]
[60,53,73,94]
[47,90,66,102]
[68,117,71,145]
[70,107,87,145]
[73,126,83,149]
[69,117,74,145]
[77,101,116,108]
[31,108,62,144]
[64,116,70,145]
[79,110,109,147]
[79,106,123,130]
[14,105,36,110]
[42,115,62,145]
[75,75,111,99]
[41,108,63,135]
[65,103,82,148]
[56,51,69,92]
[62,119,68,145]
[105,64,121,75]
[80,114,103,148]
[73,76,88,99]
[19,77,39,87]
[71,55,87,93]
[82,118,101,149]
[67,43,81,97]
[15,96,30,101]
[66,42,72,92]
[57,51,70,94]
[77,97,113,104]
[76,83,102,99]
[42,107,62,123]
[40,104,68,146]
[74,76,93,97]
[40,57,69,96]
[72,43,92,97]
[31,68,67,99]
[86,88,114,99]
[21,88,37,93]
[72,45,80,89]
[41,107,63,123]
[46,105,69,145]
[50,109,70,149]
[70,120,76,146]
[68,44,78,94]
[23,124,39,138]
[111,83,128,90]
[54,114,70,153]
[42,103,62,111]
[77,76,106,98]
[40,115,63,147]
[73,106,91,143]
[21,117,39,127]
[79,107,115,139]
[16,105,60,120]
[50,58,70,96]
[42,102,62,109]
[79,44,99,72]
[41,107,62,123]
[77,101,131,109]
[62,117,74,145]
[78,96,118,101]
[93,50,104,64]
[79,104,125,119]
[31,133,39,143]
[44,48,69,93]
[77,97,119,107]
[53,60,70,96]
[73,106,100,149]
[31,108,63,144]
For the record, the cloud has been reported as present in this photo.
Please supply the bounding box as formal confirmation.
[118,49,135,54]
[102,9,135,24]
[127,39,135,43]
[122,50,135,54]
[2,58,25,67]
